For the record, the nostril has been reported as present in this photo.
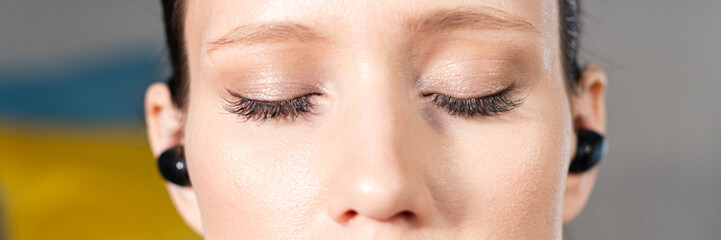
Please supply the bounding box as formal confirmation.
[341,209,419,224]
[347,210,358,218]
[338,210,358,224]
[399,210,418,223]
[399,210,414,218]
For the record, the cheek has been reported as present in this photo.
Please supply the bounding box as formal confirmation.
[183,83,327,238]
[434,84,573,236]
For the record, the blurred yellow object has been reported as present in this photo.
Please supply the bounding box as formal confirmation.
[0,123,200,240]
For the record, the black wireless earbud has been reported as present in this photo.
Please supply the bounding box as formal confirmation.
[569,129,606,173]
[157,146,191,186]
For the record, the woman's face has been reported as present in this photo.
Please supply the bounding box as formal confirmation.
[149,0,603,239]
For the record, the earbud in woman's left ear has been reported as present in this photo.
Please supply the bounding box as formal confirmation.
[157,146,191,186]
[569,129,606,173]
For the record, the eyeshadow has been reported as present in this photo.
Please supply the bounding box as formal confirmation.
[413,36,539,98]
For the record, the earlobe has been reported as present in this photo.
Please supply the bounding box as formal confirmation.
[563,65,608,223]
[165,182,204,235]
[144,82,203,235]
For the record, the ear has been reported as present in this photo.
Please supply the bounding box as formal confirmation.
[145,82,204,235]
[562,65,608,223]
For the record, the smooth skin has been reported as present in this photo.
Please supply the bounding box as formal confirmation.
[146,0,607,239]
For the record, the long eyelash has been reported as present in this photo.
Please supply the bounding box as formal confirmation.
[222,91,317,121]
[429,87,524,117]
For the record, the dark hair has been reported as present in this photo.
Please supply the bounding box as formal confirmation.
[560,0,582,91]
[161,0,581,107]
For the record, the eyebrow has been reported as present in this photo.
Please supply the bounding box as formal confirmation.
[205,22,327,54]
[406,6,539,35]
[205,6,537,54]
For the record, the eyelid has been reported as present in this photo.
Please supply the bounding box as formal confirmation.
[421,82,516,99]
[425,83,526,117]
[222,89,321,121]
[223,88,321,103]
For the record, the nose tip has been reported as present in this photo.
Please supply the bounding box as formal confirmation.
[327,172,434,226]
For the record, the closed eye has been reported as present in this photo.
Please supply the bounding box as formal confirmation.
[222,89,320,121]
[222,84,524,122]
[424,84,525,117]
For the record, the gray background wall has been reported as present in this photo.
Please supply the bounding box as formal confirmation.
[566,1,721,239]
[1,0,719,239]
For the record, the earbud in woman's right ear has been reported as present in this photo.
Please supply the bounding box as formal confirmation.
[157,146,191,186]
[569,129,606,173]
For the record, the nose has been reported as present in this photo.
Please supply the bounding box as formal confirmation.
[327,154,434,225]
[326,83,435,226]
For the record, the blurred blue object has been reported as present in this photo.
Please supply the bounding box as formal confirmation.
[0,46,165,125]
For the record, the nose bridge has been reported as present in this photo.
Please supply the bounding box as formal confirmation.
[325,56,434,225]
[351,51,410,145]
[343,55,411,171]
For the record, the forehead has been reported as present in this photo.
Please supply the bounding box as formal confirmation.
[184,0,559,48]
